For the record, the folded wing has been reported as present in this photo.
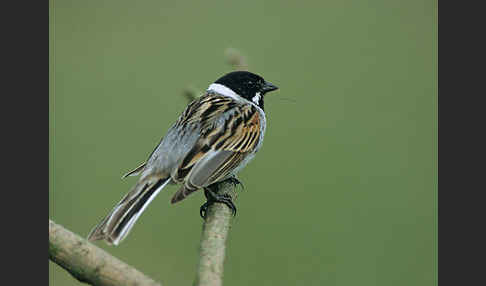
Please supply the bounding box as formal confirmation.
[170,95,262,203]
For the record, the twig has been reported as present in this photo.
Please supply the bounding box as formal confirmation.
[182,85,202,102]
[49,220,162,286]
[224,48,248,71]
[194,181,238,286]
[182,48,248,101]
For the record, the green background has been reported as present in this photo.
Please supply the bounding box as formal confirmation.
[49,0,437,285]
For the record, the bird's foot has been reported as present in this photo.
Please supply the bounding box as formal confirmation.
[200,187,237,219]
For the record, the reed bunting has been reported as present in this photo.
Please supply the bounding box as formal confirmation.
[87,71,278,245]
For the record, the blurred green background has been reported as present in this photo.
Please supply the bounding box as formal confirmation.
[49,0,437,285]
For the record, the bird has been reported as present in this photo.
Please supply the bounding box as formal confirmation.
[87,71,279,245]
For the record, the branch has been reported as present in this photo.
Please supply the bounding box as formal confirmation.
[49,220,162,286]
[224,48,248,71]
[181,85,202,102]
[194,181,238,286]
[182,48,248,101]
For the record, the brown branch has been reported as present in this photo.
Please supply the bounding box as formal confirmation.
[182,48,248,102]
[49,219,162,286]
[224,48,248,71]
[182,85,202,102]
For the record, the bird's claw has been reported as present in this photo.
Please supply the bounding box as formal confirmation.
[225,176,244,190]
[199,188,237,219]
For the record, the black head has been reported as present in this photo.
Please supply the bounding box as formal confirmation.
[214,71,278,109]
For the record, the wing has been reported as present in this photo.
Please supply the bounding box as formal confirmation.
[170,93,263,203]
[139,93,234,179]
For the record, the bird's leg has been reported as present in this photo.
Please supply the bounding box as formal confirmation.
[199,182,237,219]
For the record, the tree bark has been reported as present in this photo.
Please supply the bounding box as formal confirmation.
[194,180,237,286]
[49,220,162,286]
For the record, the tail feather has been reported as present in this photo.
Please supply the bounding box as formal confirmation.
[87,177,170,245]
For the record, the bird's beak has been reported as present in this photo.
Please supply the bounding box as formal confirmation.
[262,81,279,94]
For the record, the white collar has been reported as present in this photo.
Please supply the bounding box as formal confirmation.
[207,83,239,99]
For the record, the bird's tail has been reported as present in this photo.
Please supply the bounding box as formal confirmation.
[87,177,170,245]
